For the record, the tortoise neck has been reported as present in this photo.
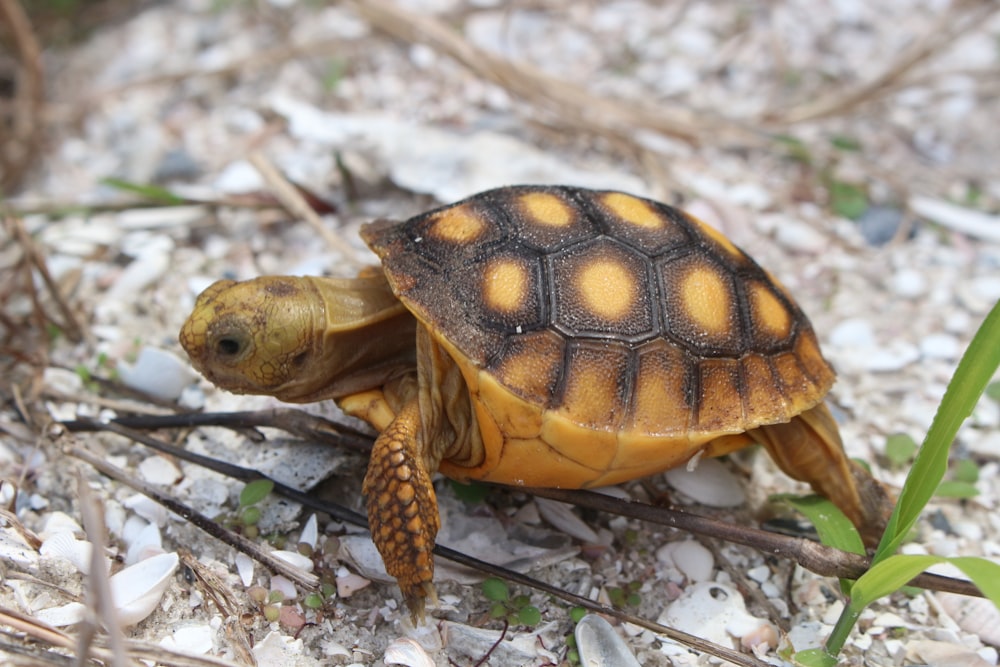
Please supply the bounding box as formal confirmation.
[294,273,418,401]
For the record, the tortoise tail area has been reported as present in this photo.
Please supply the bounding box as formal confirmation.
[751,403,893,547]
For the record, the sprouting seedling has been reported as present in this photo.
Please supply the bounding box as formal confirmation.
[481,577,542,627]
[793,299,1000,666]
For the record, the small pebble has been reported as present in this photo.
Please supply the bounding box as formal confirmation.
[920,333,961,360]
[857,205,906,246]
[890,268,928,298]
[137,455,183,486]
[863,342,921,372]
[774,218,827,254]
[828,318,876,349]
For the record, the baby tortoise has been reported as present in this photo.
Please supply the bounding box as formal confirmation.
[180,185,890,619]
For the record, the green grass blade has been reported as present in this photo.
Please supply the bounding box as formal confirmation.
[875,300,1000,562]
[949,557,1000,604]
[849,554,944,606]
[778,494,865,556]
[101,177,187,204]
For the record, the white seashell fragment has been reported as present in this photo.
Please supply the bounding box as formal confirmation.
[300,514,318,550]
[235,552,255,587]
[935,592,1000,646]
[535,497,600,543]
[123,494,169,525]
[137,455,183,486]
[251,630,304,663]
[271,550,315,573]
[658,582,775,648]
[124,522,164,565]
[170,624,215,654]
[35,602,86,627]
[575,614,642,667]
[663,458,746,507]
[335,571,370,598]
[384,637,436,667]
[39,512,83,540]
[269,575,298,600]
[40,532,94,575]
[109,552,179,626]
[117,347,197,402]
[656,540,715,583]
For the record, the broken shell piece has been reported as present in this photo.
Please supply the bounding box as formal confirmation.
[535,497,600,543]
[335,571,371,598]
[575,614,642,667]
[384,637,435,667]
[235,552,255,586]
[35,602,87,627]
[300,513,318,550]
[656,539,714,583]
[658,582,775,649]
[40,532,94,575]
[663,458,746,507]
[271,550,315,573]
[109,552,179,626]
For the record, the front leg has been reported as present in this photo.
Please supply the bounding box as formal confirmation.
[362,398,440,621]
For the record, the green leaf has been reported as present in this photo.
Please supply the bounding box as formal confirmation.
[985,380,1000,402]
[239,479,274,507]
[569,606,587,623]
[517,605,541,626]
[952,458,979,484]
[876,300,1000,562]
[794,648,838,667]
[774,134,812,165]
[934,480,979,499]
[884,433,918,466]
[827,179,868,219]
[830,134,862,151]
[100,177,186,204]
[777,494,865,556]
[849,554,944,607]
[949,557,1000,603]
[482,577,509,602]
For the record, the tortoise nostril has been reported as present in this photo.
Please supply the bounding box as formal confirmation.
[216,338,242,356]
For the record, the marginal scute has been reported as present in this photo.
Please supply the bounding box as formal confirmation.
[694,358,744,432]
[740,353,790,425]
[489,330,565,407]
[555,341,630,430]
[626,338,691,437]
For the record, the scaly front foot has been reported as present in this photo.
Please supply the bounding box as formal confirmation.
[362,399,441,621]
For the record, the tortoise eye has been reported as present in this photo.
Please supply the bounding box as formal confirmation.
[215,336,244,357]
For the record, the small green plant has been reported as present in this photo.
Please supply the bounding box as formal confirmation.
[606,581,642,609]
[481,577,542,627]
[222,479,274,539]
[794,300,1000,666]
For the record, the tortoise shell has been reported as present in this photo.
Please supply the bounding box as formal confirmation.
[361,185,834,488]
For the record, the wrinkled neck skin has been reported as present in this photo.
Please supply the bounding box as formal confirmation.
[284,274,418,402]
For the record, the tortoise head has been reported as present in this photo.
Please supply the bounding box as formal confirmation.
[179,275,416,403]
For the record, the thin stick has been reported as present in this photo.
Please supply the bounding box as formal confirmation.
[247,151,359,260]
